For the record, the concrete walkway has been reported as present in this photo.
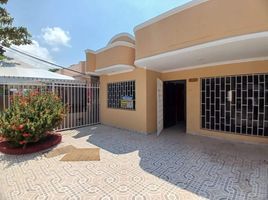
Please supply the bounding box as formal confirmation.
[0,125,268,200]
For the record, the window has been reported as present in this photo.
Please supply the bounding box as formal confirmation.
[201,74,268,137]
[107,80,135,110]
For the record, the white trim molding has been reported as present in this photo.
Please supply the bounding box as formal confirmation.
[85,49,96,54]
[95,64,135,76]
[85,41,135,55]
[135,31,268,72]
[107,69,134,76]
[85,71,99,76]
[107,33,135,45]
[162,57,268,73]
[134,0,208,32]
[135,31,268,65]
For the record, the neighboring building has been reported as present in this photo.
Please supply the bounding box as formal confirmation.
[57,61,99,83]
[84,0,268,143]
[0,58,75,111]
[0,59,74,82]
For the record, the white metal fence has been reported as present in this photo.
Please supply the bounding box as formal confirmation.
[0,80,100,130]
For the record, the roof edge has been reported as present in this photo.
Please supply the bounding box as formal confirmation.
[107,33,135,45]
[134,0,209,32]
[85,41,135,54]
[134,31,268,66]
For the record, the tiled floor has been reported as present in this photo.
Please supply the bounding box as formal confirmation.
[0,125,268,200]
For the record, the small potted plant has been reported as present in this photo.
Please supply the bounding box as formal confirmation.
[0,90,66,153]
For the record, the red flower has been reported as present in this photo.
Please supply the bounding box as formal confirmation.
[22,133,31,137]
[44,131,50,136]
[11,125,17,130]
[19,141,26,145]
[17,124,24,131]
[33,90,39,95]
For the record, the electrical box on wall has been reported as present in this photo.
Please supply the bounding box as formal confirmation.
[189,78,198,82]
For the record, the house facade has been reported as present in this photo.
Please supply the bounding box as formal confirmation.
[57,61,87,80]
[85,0,268,143]
[57,61,97,82]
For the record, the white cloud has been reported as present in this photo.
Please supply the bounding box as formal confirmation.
[42,27,71,47]
[14,40,52,61]
[51,47,60,52]
[3,27,71,69]
[4,40,59,70]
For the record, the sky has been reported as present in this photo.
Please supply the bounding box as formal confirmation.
[4,0,191,68]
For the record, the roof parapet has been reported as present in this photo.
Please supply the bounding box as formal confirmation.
[134,0,208,32]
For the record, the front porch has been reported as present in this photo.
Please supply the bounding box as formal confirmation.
[0,125,267,199]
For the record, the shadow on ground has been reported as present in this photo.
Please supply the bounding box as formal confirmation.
[0,150,49,169]
[72,125,268,200]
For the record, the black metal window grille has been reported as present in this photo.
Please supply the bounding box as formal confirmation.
[201,74,268,137]
[107,80,135,110]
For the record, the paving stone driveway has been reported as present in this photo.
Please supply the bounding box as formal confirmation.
[0,125,268,200]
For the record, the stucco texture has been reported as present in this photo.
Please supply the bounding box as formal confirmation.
[96,46,135,70]
[161,60,268,144]
[135,0,268,59]
[99,68,161,134]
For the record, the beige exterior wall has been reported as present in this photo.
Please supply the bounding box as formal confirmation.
[57,61,94,82]
[99,68,160,134]
[146,70,161,133]
[86,52,96,72]
[99,61,268,144]
[96,46,135,70]
[100,68,148,133]
[88,0,268,143]
[110,36,135,45]
[161,60,268,144]
[58,61,85,77]
[135,0,268,59]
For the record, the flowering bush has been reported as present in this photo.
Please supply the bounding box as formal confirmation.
[0,90,66,148]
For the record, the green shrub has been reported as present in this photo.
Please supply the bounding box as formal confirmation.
[0,90,66,148]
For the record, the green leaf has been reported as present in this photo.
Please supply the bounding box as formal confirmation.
[0,1,32,55]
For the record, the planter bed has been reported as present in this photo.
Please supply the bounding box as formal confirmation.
[0,133,62,155]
